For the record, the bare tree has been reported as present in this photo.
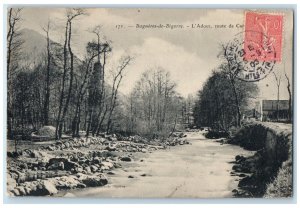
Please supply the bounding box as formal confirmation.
[56,8,86,139]
[220,44,243,127]
[71,48,98,137]
[42,20,52,125]
[7,8,23,151]
[273,71,281,122]
[106,56,132,133]
[284,67,292,122]
[128,68,181,138]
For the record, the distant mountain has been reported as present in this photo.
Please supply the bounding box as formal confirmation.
[18,28,82,70]
[19,28,48,67]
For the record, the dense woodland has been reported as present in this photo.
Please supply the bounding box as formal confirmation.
[192,43,260,131]
[7,8,194,144]
[193,69,258,131]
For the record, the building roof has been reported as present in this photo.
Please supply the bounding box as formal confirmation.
[262,100,289,111]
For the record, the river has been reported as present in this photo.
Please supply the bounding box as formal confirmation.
[59,131,253,198]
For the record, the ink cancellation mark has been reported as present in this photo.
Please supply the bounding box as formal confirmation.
[225,31,276,82]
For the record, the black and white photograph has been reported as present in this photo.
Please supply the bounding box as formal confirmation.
[4,6,294,200]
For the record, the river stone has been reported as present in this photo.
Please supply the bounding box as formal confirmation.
[76,183,86,188]
[24,187,32,195]
[64,192,76,197]
[107,171,115,175]
[91,165,98,173]
[64,142,70,148]
[120,156,132,162]
[11,188,20,196]
[100,162,114,170]
[93,157,101,164]
[17,172,26,183]
[42,181,58,195]
[7,174,17,192]
[84,166,91,173]
[47,146,55,151]
[81,174,108,187]
[19,163,28,170]
[17,186,26,196]
[106,145,116,151]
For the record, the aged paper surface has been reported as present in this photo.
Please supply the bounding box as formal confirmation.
[6,8,293,198]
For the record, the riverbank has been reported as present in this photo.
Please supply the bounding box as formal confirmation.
[226,122,293,198]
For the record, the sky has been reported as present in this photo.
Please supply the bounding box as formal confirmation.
[19,8,294,100]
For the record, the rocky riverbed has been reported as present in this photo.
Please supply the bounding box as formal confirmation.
[6,133,190,196]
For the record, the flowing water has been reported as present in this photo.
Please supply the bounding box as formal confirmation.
[59,131,253,198]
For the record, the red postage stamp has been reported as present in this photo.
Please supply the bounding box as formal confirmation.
[244,12,283,62]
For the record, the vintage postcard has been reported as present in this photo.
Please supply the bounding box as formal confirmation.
[6,7,294,198]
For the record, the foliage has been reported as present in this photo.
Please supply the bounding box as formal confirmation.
[125,68,183,138]
[193,70,258,131]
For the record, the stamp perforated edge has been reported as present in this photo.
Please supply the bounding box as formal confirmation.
[243,10,285,63]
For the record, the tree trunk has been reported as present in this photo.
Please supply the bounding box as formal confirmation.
[7,8,16,141]
[56,21,69,139]
[59,20,75,139]
[230,78,241,127]
[277,85,280,122]
[43,24,51,125]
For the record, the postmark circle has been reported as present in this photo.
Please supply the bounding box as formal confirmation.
[224,31,277,82]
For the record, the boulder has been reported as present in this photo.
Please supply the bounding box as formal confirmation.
[41,180,58,195]
[76,167,84,173]
[81,174,108,187]
[107,171,115,175]
[90,165,98,173]
[36,126,56,138]
[120,156,132,162]
[11,188,20,196]
[47,146,55,151]
[76,183,86,189]
[7,174,17,192]
[19,163,28,170]
[47,158,77,171]
[100,162,114,170]
[64,192,76,197]
[93,157,101,164]
[38,161,47,168]
[114,163,122,168]
[16,172,26,183]
[24,187,32,195]
[106,144,117,151]
[16,186,26,196]
[64,142,70,148]
[84,166,91,174]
